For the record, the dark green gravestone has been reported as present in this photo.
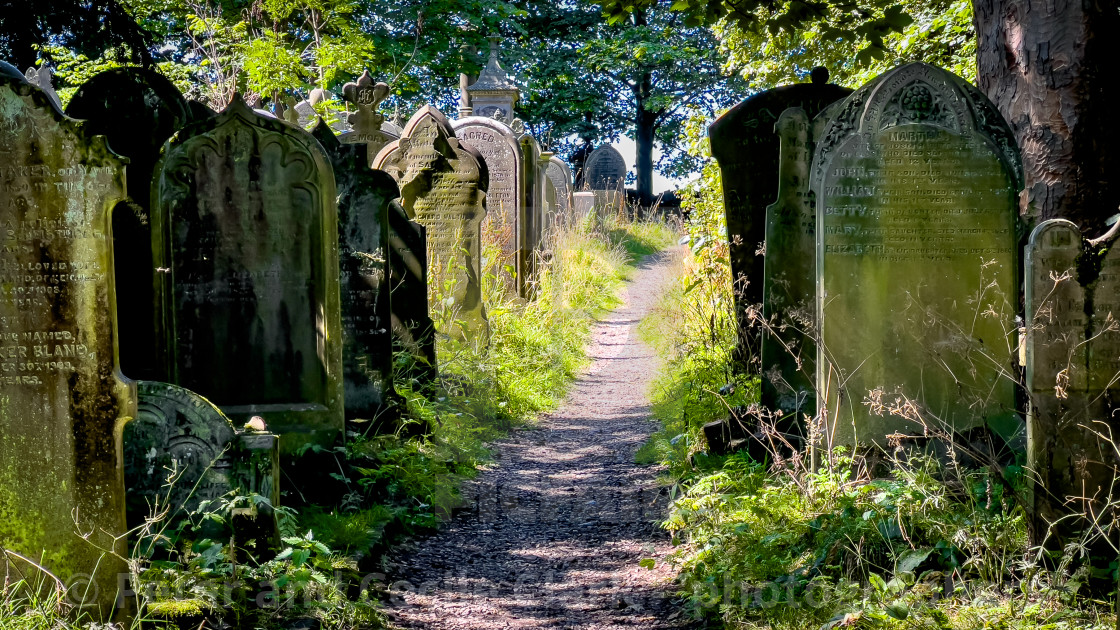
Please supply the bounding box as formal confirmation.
[813,62,1023,447]
[1025,219,1120,542]
[373,106,490,342]
[0,66,131,617]
[452,116,523,294]
[388,199,438,385]
[312,121,400,426]
[152,94,344,452]
[65,68,194,382]
[123,381,279,545]
[520,134,544,297]
[709,70,850,371]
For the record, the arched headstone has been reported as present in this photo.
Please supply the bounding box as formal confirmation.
[152,94,344,451]
[813,62,1023,446]
[583,145,626,191]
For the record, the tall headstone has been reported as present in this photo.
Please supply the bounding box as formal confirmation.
[373,106,490,341]
[760,107,817,416]
[520,133,544,296]
[583,145,626,191]
[0,65,131,616]
[388,200,438,384]
[339,70,394,164]
[152,94,344,452]
[65,68,194,382]
[709,68,851,371]
[1025,219,1120,544]
[312,122,399,425]
[813,62,1023,446]
[452,116,524,292]
[546,155,573,218]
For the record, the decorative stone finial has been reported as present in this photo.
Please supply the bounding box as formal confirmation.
[810,66,829,85]
[342,70,391,135]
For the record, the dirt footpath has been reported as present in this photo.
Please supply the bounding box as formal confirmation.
[384,250,699,629]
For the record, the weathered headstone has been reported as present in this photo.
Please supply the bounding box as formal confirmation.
[65,68,193,382]
[520,134,544,295]
[813,62,1023,446]
[452,116,524,292]
[312,121,399,425]
[123,381,279,534]
[1025,219,1120,543]
[373,106,490,341]
[339,70,394,164]
[583,145,626,191]
[152,94,344,451]
[546,155,573,219]
[759,107,817,417]
[388,199,438,385]
[709,68,850,371]
[0,65,131,616]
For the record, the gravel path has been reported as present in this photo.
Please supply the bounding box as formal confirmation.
[384,250,698,630]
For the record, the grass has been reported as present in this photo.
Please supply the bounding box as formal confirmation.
[638,162,1120,629]
[0,208,677,629]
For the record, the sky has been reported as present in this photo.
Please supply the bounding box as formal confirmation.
[612,136,693,195]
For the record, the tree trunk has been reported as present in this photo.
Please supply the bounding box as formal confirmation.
[631,8,655,207]
[634,100,656,207]
[974,0,1120,236]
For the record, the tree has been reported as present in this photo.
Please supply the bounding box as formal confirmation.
[0,0,153,69]
[973,0,1120,236]
[513,0,744,204]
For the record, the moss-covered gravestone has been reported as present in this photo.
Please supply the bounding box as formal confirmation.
[1026,219,1120,545]
[152,95,343,452]
[813,62,1023,447]
[453,116,524,293]
[0,64,131,617]
[123,381,279,547]
[312,121,400,425]
[520,134,544,296]
[65,68,194,382]
[709,69,850,373]
[373,106,489,342]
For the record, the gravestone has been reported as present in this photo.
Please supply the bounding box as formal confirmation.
[0,66,131,616]
[760,107,818,417]
[1025,219,1120,542]
[583,145,626,191]
[152,94,344,452]
[542,170,559,236]
[709,68,850,371]
[519,134,544,296]
[467,36,520,122]
[373,106,490,341]
[813,62,1023,447]
[339,70,394,163]
[65,67,193,382]
[123,381,280,536]
[312,121,399,425]
[452,116,524,292]
[388,200,438,385]
[546,155,573,219]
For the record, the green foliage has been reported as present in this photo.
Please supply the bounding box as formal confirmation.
[715,0,976,89]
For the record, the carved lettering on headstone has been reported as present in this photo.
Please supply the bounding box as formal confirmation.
[0,66,131,616]
[813,62,1023,446]
[374,106,490,341]
[583,145,626,191]
[152,95,344,451]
